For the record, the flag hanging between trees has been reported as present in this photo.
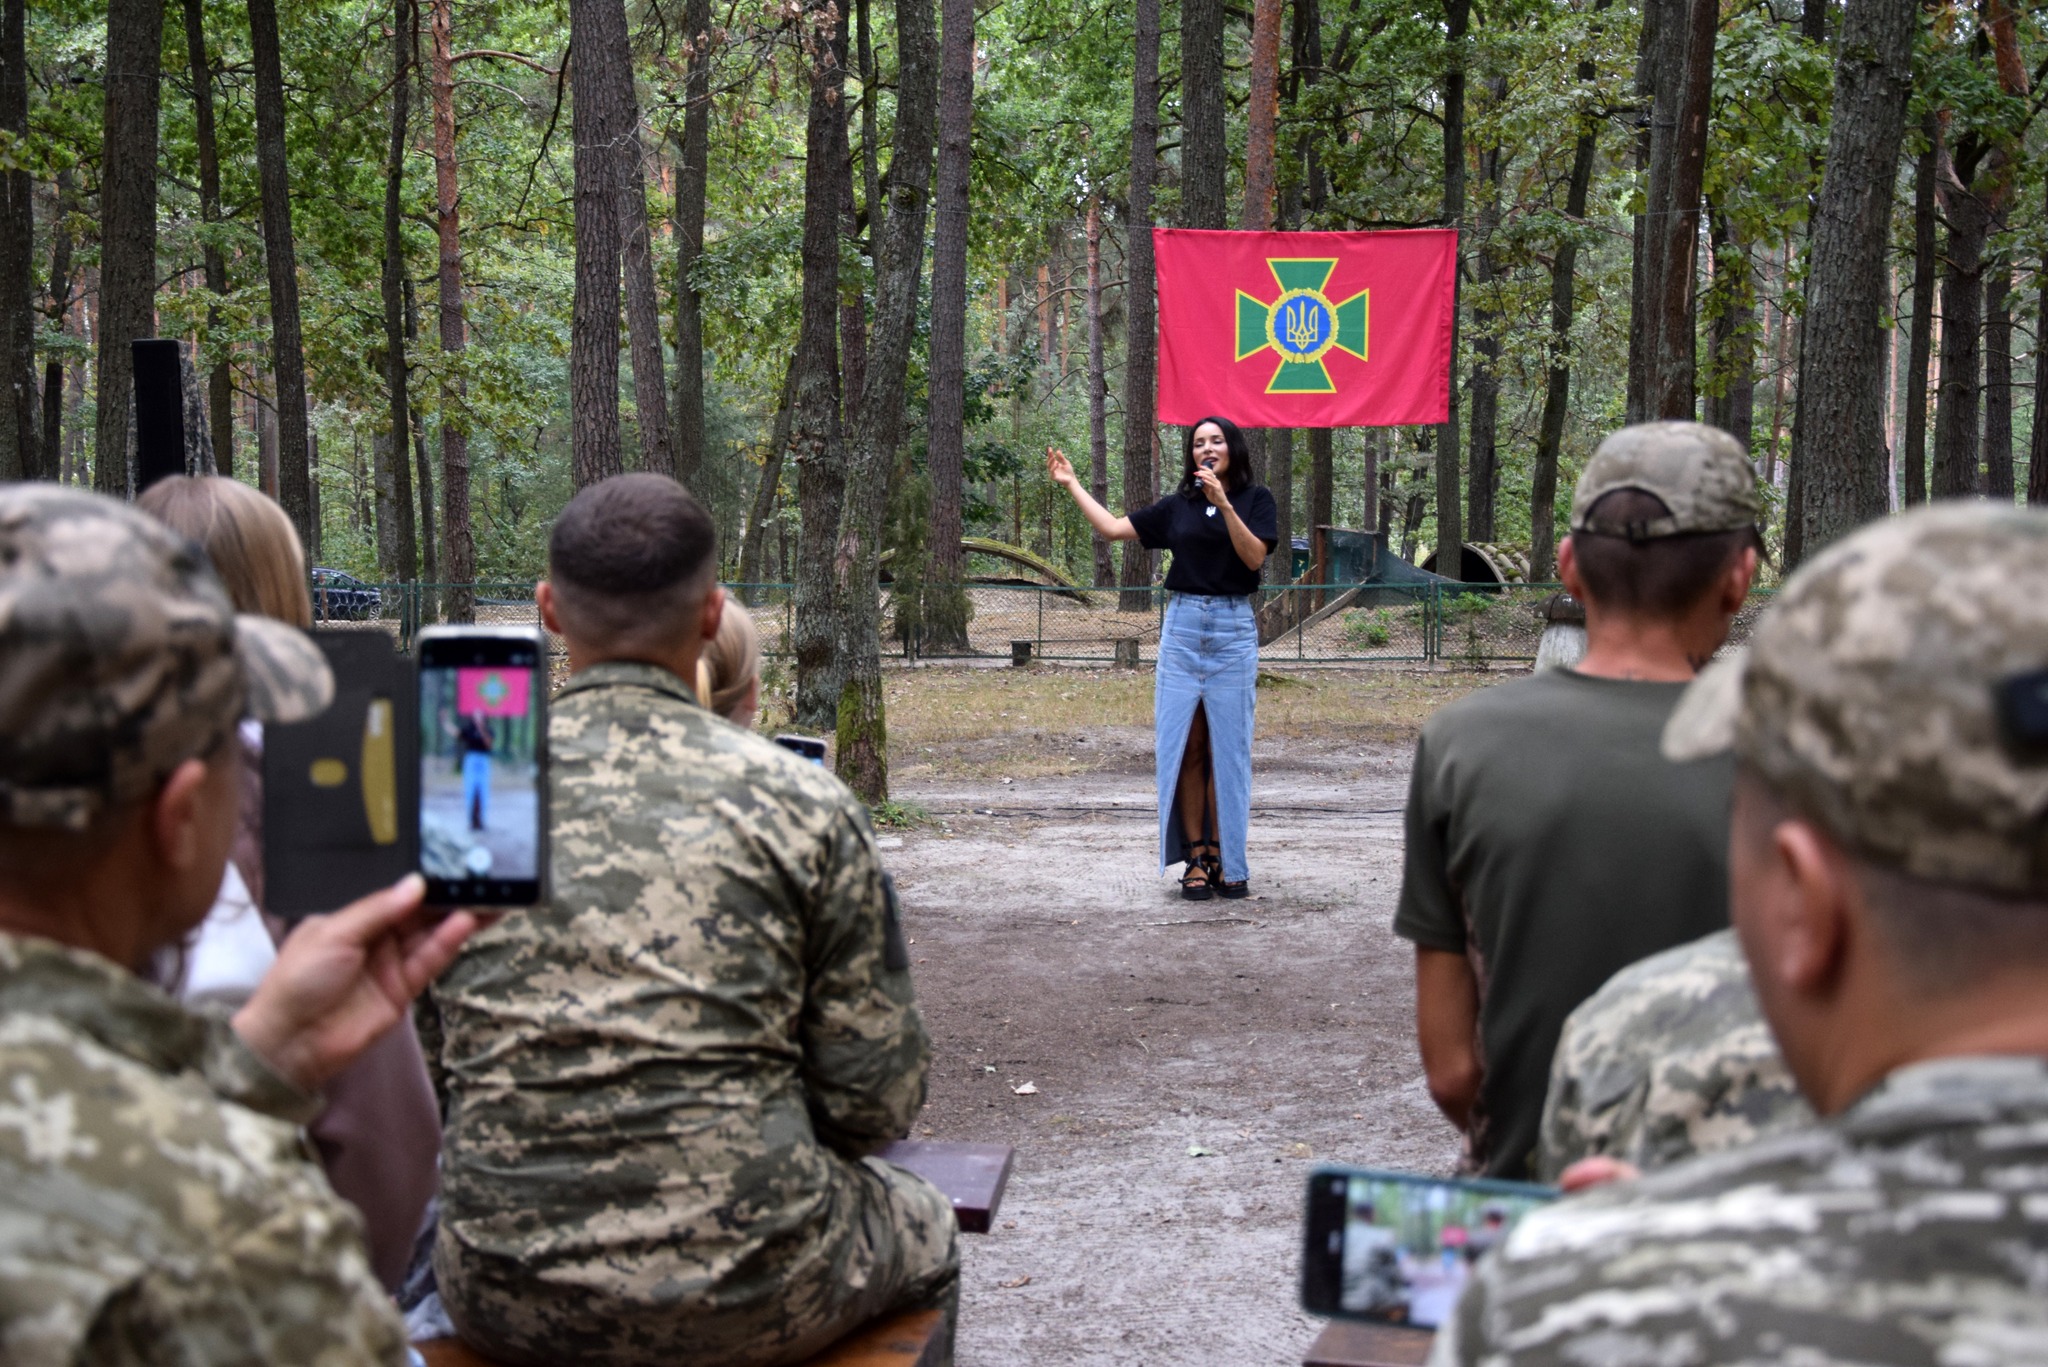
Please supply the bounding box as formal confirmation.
[1154,228,1457,428]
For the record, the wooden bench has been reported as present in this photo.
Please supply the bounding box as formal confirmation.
[420,1308,945,1367]
[1302,1321,1434,1367]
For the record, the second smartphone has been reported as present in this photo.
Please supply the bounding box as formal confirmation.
[416,626,549,906]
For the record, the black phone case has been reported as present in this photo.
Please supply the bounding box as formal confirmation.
[263,630,420,918]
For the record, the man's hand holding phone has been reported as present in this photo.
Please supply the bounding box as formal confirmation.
[233,874,487,1093]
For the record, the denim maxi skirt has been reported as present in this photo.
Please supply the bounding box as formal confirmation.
[1155,592,1259,882]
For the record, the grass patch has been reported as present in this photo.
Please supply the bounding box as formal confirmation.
[870,799,934,829]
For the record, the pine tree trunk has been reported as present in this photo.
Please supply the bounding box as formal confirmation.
[2030,175,2048,507]
[1179,0,1226,230]
[670,0,712,486]
[1435,0,1468,582]
[1309,426,1333,593]
[925,0,974,645]
[39,169,74,480]
[179,0,232,479]
[249,0,313,541]
[1983,265,2012,502]
[1902,115,1936,507]
[1783,0,1912,561]
[832,0,937,801]
[618,102,673,475]
[1119,0,1160,609]
[568,0,632,487]
[430,0,474,620]
[378,0,419,584]
[858,0,882,236]
[1466,100,1503,544]
[1651,0,1714,419]
[1086,197,1112,589]
[791,19,850,730]
[405,278,438,585]
[1931,142,1989,499]
[1270,428,1293,574]
[738,355,797,595]
[837,109,866,433]
[95,0,164,496]
[1702,205,1756,451]
[1242,0,1282,229]
[0,0,38,481]
[1530,11,1602,582]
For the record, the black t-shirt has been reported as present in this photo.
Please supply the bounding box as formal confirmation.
[1128,485,1279,596]
[1393,669,1733,1179]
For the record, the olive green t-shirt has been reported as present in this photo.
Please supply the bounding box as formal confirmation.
[1394,668,1733,1179]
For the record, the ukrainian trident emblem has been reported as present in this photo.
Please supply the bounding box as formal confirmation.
[1234,259,1368,394]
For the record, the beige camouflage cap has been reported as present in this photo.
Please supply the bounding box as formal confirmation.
[1570,421,1761,538]
[1665,503,2048,894]
[0,485,333,830]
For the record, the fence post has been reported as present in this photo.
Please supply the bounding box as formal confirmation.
[1036,588,1044,660]
[1426,583,1439,663]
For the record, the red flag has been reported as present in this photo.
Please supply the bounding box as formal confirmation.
[1154,227,1457,428]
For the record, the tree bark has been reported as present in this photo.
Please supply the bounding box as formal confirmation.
[1309,427,1333,586]
[1646,0,1715,420]
[616,56,673,479]
[832,0,937,800]
[1270,428,1293,573]
[670,0,712,487]
[857,0,882,237]
[1931,137,1989,499]
[2030,174,2048,507]
[1702,204,1756,452]
[0,0,37,481]
[248,0,313,541]
[791,14,850,729]
[95,0,164,496]
[1119,0,1160,608]
[568,0,632,486]
[1086,196,1112,588]
[429,0,474,620]
[1982,264,2012,501]
[179,0,232,478]
[1435,0,1468,581]
[405,278,438,584]
[1784,0,1912,561]
[40,168,75,480]
[1466,87,1503,544]
[1242,0,1282,232]
[924,0,973,644]
[738,354,797,594]
[378,0,420,584]
[1902,114,1936,507]
[1179,0,1226,230]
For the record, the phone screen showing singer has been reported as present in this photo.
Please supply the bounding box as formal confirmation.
[419,648,541,892]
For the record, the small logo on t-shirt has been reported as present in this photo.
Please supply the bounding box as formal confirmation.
[1206,505,1217,517]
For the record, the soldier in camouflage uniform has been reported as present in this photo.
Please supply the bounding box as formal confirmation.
[1436,504,2048,1365]
[432,474,958,1367]
[0,485,480,1365]
[1536,928,1812,1180]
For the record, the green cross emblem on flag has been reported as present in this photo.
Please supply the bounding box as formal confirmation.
[1234,258,1369,394]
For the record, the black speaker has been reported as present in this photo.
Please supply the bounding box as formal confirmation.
[133,338,185,494]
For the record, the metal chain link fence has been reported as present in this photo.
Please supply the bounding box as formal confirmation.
[319,578,1774,668]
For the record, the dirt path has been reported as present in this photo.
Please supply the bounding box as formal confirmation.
[889,721,1463,1366]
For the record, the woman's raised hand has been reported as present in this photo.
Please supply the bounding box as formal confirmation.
[1193,463,1228,508]
[1046,446,1079,489]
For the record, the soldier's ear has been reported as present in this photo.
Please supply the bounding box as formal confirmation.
[1765,817,1853,998]
[699,584,725,647]
[536,581,563,636]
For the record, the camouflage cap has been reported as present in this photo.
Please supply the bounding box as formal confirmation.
[1570,421,1761,538]
[1664,503,2048,894]
[0,485,333,831]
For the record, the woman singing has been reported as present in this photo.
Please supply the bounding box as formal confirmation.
[1048,417,1277,899]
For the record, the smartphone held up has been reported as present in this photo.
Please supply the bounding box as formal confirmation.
[1300,1167,1555,1329]
[417,627,548,906]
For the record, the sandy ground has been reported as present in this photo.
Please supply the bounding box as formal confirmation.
[882,682,1480,1367]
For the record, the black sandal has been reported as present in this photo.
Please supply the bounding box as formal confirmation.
[1202,846,1249,900]
[1181,842,1217,901]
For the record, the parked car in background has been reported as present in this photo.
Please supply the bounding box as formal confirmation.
[311,567,384,621]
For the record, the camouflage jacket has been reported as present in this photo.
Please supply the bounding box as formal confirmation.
[433,662,930,1314]
[1436,1055,2048,1366]
[1537,928,1811,1180]
[0,932,407,1367]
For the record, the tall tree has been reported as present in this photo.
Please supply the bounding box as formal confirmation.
[429,0,475,620]
[1530,9,1604,582]
[248,0,314,540]
[1929,133,1990,498]
[1436,0,1468,581]
[1982,264,2012,501]
[40,168,74,480]
[1241,0,1282,228]
[94,0,165,496]
[404,279,437,584]
[568,0,633,486]
[790,10,851,728]
[925,0,974,645]
[670,0,712,486]
[180,0,232,477]
[1179,0,1225,230]
[2030,173,2048,507]
[1784,0,1913,559]
[1085,193,1112,588]
[1702,205,1756,451]
[1902,112,1936,507]
[1118,0,1160,609]
[1465,77,1506,543]
[378,0,420,584]
[618,108,673,474]
[0,0,37,481]
[831,0,937,800]
[1628,0,1716,421]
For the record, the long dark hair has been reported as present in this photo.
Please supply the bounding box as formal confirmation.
[1178,416,1256,499]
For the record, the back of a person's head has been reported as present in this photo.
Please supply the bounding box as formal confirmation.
[548,473,716,652]
[696,600,761,723]
[138,475,312,628]
[1569,489,1760,619]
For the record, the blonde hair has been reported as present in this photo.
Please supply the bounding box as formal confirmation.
[695,600,761,724]
[138,476,313,628]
